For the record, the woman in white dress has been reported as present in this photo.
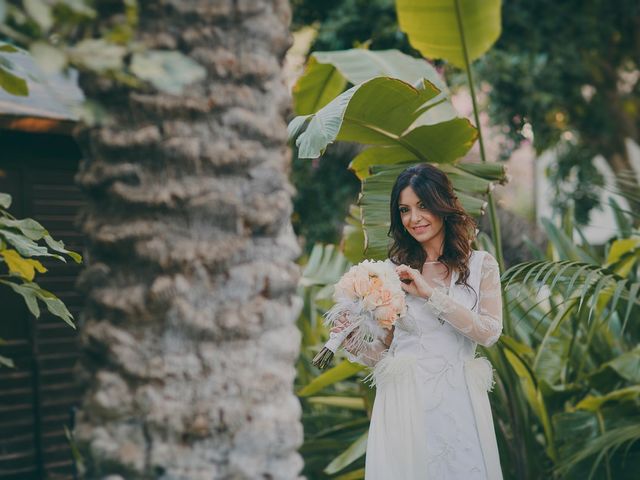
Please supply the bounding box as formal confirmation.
[334,163,503,479]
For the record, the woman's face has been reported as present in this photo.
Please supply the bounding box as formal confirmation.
[398,186,444,245]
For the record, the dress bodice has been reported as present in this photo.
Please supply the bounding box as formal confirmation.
[391,292,478,364]
[344,250,503,368]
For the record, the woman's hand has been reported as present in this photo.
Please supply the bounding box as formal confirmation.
[395,264,434,299]
[382,325,395,348]
[331,313,358,353]
[331,314,395,350]
[330,313,352,336]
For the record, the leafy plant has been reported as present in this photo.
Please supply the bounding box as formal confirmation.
[0,0,205,110]
[493,202,640,479]
[0,192,82,367]
[295,243,372,479]
[0,40,28,95]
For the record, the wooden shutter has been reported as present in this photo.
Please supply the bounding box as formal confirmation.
[0,132,83,479]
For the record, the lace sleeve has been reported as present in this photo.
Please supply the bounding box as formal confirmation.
[344,338,389,368]
[424,252,503,347]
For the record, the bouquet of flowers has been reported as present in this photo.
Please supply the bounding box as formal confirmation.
[312,259,407,369]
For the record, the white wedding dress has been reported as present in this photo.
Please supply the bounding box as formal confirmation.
[345,250,503,480]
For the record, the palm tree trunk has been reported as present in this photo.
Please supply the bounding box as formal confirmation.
[73,1,303,478]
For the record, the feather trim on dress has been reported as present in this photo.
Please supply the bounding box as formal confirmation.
[364,351,417,388]
[464,356,496,392]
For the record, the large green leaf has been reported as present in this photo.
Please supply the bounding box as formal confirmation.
[0,217,47,240]
[44,234,82,263]
[298,361,364,397]
[342,204,366,264]
[293,55,348,116]
[307,396,366,410]
[0,228,49,257]
[324,431,368,474]
[0,193,11,209]
[0,62,28,96]
[0,279,75,327]
[289,74,495,262]
[504,348,556,460]
[576,386,640,412]
[293,49,455,122]
[292,76,476,160]
[396,0,502,68]
[589,347,640,385]
[300,243,351,288]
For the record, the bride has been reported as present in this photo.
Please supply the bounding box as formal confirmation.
[334,163,503,479]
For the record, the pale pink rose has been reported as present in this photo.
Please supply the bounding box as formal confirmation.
[390,293,406,314]
[335,271,358,300]
[378,288,393,306]
[370,276,383,290]
[362,289,382,310]
[365,288,392,309]
[375,304,398,328]
[352,268,372,298]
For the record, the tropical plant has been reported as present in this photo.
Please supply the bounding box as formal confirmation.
[0,192,81,367]
[0,40,28,95]
[295,244,370,479]
[495,201,640,479]
[475,0,640,225]
[0,0,206,110]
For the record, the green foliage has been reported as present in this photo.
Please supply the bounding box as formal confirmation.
[292,77,474,160]
[293,49,453,117]
[291,146,360,253]
[289,47,462,253]
[0,0,205,102]
[288,3,426,251]
[295,244,371,479]
[492,201,640,478]
[0,40,27,95]
[0,192,82,366]
[395,0,502,68]
[291,0,416,55]
[475,0,640,224]
[294,0,640,227]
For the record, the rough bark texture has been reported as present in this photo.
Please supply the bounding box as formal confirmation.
[73,1,303,478]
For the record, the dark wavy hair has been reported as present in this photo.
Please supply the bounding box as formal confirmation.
[388,163,478,292]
